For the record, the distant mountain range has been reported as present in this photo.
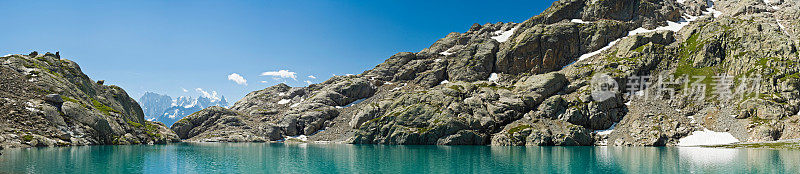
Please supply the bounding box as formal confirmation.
[139,92,228,126]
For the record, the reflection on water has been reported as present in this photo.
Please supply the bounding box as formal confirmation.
[0,143,798,173]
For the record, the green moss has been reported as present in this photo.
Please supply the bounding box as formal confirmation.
[21,135,34,142]
[448,85,464,92]
[128,120,162,138]
[508,125,532,135]
[127,120,144,128]
[26,60,63,78]
[91,98,120,116]
[415,127,430,133]
[61,96,77,103]
[749,114,770,125]
[632,43,648,52]
[779,72,800,81]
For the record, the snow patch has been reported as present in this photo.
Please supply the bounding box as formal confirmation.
[776,19,790,36]
[570,0,707,65]
[24,102,39,112]
[284,135,308,142]
[277,99,291,105]
[677,129,740,146]
[439,80,449,85]
[491,27,517,42]
[290,103,300,108]
[183,99,198,108]
[440,47,456,56]
[488,73,500,82]
[391,83,406,91]
[578,39,621,62]
[434,59,442,62]
[703,0,723,18]
[570,19,590,24]
[593,123,617,135]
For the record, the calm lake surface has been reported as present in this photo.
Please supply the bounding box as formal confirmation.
[0,143,798,173]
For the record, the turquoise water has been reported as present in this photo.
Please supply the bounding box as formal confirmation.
[0,143,798,173]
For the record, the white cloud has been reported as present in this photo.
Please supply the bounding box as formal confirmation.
[260,70,297,80]
[182,88,188,92]
[195,88,220,102]
[227,73,247,85]
[304,80,313,85]
[260,81,268,83]
[308,75,316,79]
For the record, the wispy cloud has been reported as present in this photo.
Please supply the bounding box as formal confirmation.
[260,70,297,80]
[182,88,188,92]
[304,80,313,85]
[227,73,247,85]
[308,75,316,79]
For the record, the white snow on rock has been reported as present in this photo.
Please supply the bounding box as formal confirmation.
[24,102,39,112]
[439,80,449,85]
[777,19,790,36]
[491,27,517,42]
[677,129,740,146]
[593,123,617,135]
[570,19,590,24]
[290,103,301,108]
[391,83,407,91]
[277,99,291,105]
[573,14,699,64]
[703,0,723,18]
[578,39,621,62]
[440,47,456,56]
[284,135,308,142]
[488,73,500,82]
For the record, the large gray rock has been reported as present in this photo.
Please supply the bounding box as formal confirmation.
[43,94,63,104]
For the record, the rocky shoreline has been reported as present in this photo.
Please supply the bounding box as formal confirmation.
[4,0,800,150]
[166,0,800,147]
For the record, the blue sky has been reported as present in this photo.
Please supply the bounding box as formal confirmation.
[1,0,556,102]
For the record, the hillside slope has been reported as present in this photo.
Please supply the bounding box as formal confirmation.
[0,52,179,148]
[173,0,800,146]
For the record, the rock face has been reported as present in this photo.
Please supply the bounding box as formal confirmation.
[0,53,179,148]
[174,0,800,146]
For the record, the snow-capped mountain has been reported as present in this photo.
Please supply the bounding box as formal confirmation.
[139,92,228,127]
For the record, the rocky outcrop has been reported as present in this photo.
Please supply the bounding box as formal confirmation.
[0,53,179,148]
[170,0,800,147]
